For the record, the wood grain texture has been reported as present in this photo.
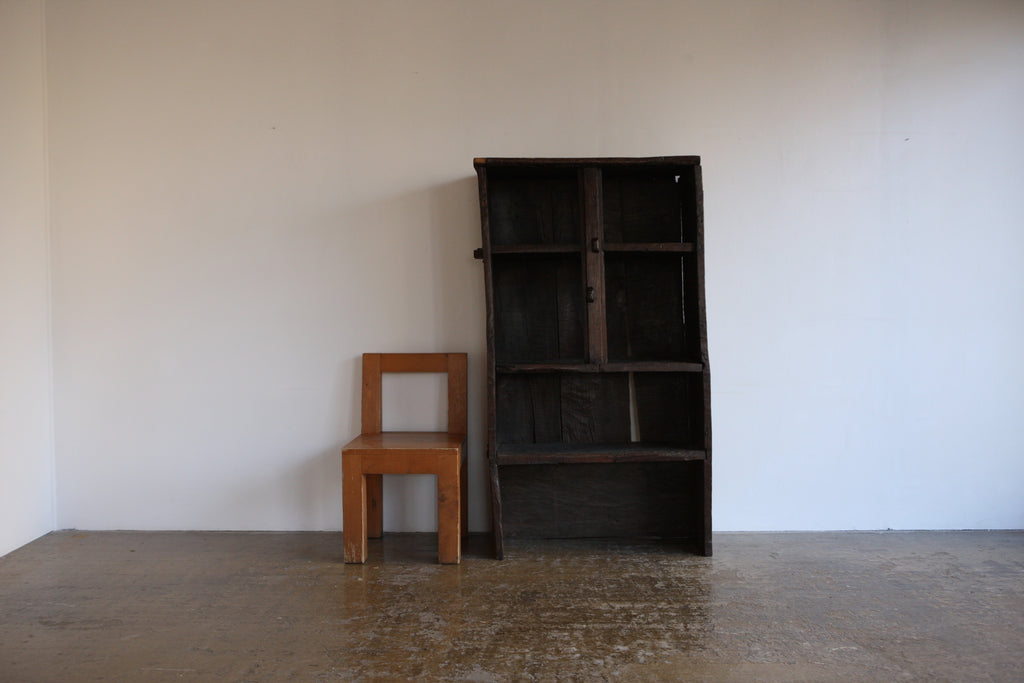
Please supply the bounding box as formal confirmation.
[489,460,504,559]
[678,165,700,243]
[476,164,502,556]
[342,453,367,563]
[634,373,704,447]
[500,462,702,539]
[344,431,466,455]
[497,361,703,374]
[694,163,712,556]
[496,442,707,465]
[559,374,630,444]
[476,157,711,556]
[436,450,462,564]
[379,353,449,373]
[491,244,580,254]
[366,474,383,539]
[605,254,688,362]
[583,167,608,364]
[361,354,382,434]
[343,352,469,563]
[447,353,468,434]
[492,255,583,363]
[603,170,683,244]
[495,374,632,446]
[603,242,695,253]
[487,171,579,246]
[475,157,701,168]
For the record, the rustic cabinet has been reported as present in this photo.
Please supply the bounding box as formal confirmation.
[474,157,711,558]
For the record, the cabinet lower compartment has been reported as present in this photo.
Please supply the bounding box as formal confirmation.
[496,372,705,448]
[498,461,707,541]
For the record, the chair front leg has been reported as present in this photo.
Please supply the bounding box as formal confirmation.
[342,455,367,563]
[437,451,462,564]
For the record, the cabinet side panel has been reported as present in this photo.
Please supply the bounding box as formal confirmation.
[694,163,712,555]
[682,254,703,361]
[677,165,700,243]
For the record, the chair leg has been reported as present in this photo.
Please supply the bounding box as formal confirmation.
[437,451,461,564]
[342,455,367,563]
[366,474,383,539]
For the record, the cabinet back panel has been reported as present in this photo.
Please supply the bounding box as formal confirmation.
[493,256,584,363]
[603,171,682,243]
[496,374,630,444]
[602,167,699,244]
[606,254,698,362]
[496,374,562,444]
[501,462,704,538]
[487,172,580,246]
[676,165,700,243]
[634,373,706,448]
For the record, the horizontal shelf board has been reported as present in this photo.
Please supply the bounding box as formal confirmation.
[603,242,696,253]
[495,442,707,465]
[476,156,701,168]
[490,245,581,255]
[496,361,704,373]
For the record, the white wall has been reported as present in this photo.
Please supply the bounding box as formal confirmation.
[0,0,55,555]
[41,0,1024,533]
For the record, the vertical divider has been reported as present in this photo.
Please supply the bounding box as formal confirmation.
[582,167,607,365]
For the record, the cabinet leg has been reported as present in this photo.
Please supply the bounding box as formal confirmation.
[460,452,469,539]
[489,461,504,560]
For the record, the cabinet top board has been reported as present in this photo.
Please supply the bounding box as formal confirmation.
[474,156,700,168]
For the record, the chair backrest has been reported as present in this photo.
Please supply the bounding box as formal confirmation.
[361,353,467,436]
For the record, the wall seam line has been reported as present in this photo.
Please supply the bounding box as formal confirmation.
[40,0,58,533]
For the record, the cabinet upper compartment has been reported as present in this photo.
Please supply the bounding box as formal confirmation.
[484,167,580,247]
[477,157,704,366]
[603,166,700,244]
[476,157,701,248]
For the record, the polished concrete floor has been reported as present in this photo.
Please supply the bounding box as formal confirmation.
[1,531,1022,682]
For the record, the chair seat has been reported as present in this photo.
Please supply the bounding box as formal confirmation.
[343,431,466,454]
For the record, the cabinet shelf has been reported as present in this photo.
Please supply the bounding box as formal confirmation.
[496,442,707,466]
[603,242,696,253]
[496,361,703,374]
[491,245,581,255]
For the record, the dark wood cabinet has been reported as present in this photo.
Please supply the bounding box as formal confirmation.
[474,157,711,558]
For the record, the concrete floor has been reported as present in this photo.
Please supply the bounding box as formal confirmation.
[1,531,1022,682]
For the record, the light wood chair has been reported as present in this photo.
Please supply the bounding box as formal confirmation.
[342,353,468,564]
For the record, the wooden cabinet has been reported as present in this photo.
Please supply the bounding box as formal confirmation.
[474,157,711,558]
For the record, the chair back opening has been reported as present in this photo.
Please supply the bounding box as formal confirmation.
[361,353,467,435]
